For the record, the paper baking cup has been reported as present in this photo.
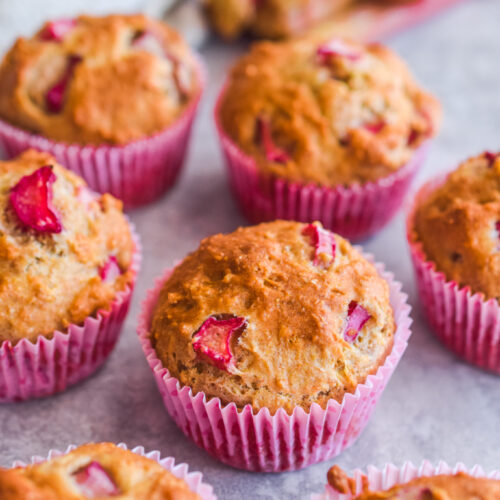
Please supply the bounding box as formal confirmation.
[137,254,412,472]
[214,90,428,242]
[407,180,500,374]
[313,460,500,499]
[0,226,141,402]
[0,60,205,210]
[12,443,216,500]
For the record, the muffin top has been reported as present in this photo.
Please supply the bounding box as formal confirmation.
[327,465,500,499]
[413,152,500,301]
[0,14,200,145]
[218,37,440,187]
[0,149,135,345]
[0,443,200,500]
[151,220,395,414]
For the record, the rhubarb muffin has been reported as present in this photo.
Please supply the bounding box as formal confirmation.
[0,149,135,346]
[412,151,500,301]
[0,14,200,145]
[0,443,201,499]
[327,465,500,499]
[203,0,350,39]
[150,220,395,415]
[218,37,440,187]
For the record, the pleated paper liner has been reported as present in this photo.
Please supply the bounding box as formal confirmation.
[137,252,412,472]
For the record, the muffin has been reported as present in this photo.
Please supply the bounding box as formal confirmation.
[322,464,500,499]
[0,14,204,207]
[0,149,139,401]
[138,220,412,471]
[408,151,500,373]
[0,443,210,499]
[216,36,440,240]
[203,0,350,40]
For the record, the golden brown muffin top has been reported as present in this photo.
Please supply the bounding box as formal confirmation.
[151,220,395,415]
[203,0,349,39]
[328,465,500,499]
[0,150,135,345]
[413,152,500,301]
[218,37,440,187]
[0,14,200,145]
[0,443,200,500]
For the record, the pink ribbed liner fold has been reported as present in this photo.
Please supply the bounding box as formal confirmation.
[137,252,412,472]
[312,460,500,499]
[407,179,500,374]
[0,225,142,402]
[214,86,428,242]
[0,59,205,209]
[12,443,216,500]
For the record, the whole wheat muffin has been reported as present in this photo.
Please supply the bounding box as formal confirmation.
[218,37,440,187]
[150,220,395,414]
[0,14,200,145]
[0,149,134,345]
[327,465,500,499]
[412,151,500,301]
[203,0,350,39]
[0,443,200,500]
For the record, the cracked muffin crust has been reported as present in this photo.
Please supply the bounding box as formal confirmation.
[203,0,350,40]
[327,465,500,499]
[412,152,500,301]
[0,149,134,345]
[150,220,395,415]
[0,443,200,500]
[218,37,440,187]
[0,14,200,145]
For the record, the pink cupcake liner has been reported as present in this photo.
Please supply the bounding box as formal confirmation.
[137,252,412,472]
[407,179,500,374]
[313,460,500,499]
[214,88,428,242]
[12,442,216,500]
[0,225,142,402]
[0,59,205,210]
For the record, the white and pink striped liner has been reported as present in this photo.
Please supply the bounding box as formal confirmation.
[407,178,500,374]
[12,443,216,500]
[312,460,500,499]
[137,252,412,472]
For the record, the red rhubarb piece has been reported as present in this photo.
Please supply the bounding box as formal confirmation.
[258,117,290,164]
[46,55,82,113]
[99,256,122,283]
[10,166,62,233]
[73,461,120,498]
[364,121,385,134]
[302,223,336,268]
[192,315,247,372]
[484,151,499,166]
[39,19,76,42]
[317,38,362,63]
[343,301,371,343]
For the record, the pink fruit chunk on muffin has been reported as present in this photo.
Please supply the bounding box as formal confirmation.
[218,36,441,188]
[412,151,500,300]
[0,149,134,345]
[150,220,395,415]
[0,14,200,145]
[0,443,200,499]
[327,465,500,499]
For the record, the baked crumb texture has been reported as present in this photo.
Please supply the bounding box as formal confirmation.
[0,443,200,500]
[327,465,500,499]
[0,149,134,344]
[414,152,500,301]
[0,14,199,145]
[203,0,350,39]
[219,37,440,187]
[151,220,395,414]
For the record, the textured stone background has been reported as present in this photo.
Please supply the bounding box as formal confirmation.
[1,1,500,499]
